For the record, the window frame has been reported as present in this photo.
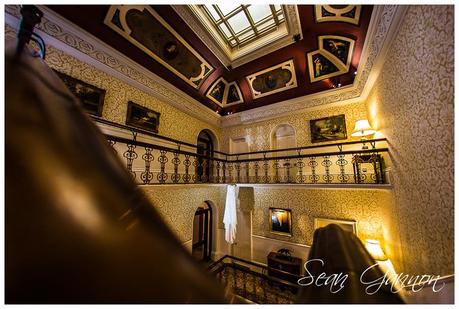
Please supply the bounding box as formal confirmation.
[201,4,285,49]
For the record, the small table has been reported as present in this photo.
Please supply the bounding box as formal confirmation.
[267,252,302,284]
[352,154,385,184]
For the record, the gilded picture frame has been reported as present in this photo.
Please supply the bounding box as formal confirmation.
[269,208,292,237]
[54,70,106,117]
[126,101,160,133]
[310,114,347,143]
[314,217,357,235]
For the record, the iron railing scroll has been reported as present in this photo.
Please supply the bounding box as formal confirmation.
[95,117,390,186]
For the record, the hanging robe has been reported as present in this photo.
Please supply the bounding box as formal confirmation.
[223,184,238,244]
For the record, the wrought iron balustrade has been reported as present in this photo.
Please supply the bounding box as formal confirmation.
[208,255,300,304]
[94,117,390,185]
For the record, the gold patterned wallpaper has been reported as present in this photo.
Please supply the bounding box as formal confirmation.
[140,184,394,251]
[141,185,226,243]
[5,5,454,279]
[366,5,454,276]
[221,100,368,152]
[5,24,221,146]
[244,187,393,246]
[49,46,221,145]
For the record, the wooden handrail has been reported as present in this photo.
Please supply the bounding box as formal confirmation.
[92,116,227,155]
[209,254,302,280]
[223,138,388,157]
[106,133,389,164]
[208,255,301,289]
[93,116,388,158]
[105,134,227,162]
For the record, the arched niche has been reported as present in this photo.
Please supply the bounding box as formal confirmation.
[196,129,219,182]
[191,201,217,262]
[271,124,297,150]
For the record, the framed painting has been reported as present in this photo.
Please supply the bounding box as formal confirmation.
[126,101,160,133]
[314,217,357,234]
[54,70,105,116]
[269,208,292,237]
[310,114,347,143]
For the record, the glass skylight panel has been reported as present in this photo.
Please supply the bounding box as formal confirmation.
[228,12,250,34]
[219,23,232,38]
[247,5,272,23]
[257,19,275,32]
[200,4,286,49]
[239,29,255,41]
[204,5,221,21]
[218,4,239,16]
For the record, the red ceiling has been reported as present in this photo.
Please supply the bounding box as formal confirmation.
[47,5,373,115]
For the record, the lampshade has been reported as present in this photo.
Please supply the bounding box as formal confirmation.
[365,239,387,261]
[351,119,376,137]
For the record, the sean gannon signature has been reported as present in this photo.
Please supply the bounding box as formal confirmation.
[297,259,445,294]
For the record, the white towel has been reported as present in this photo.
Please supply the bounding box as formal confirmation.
[223,184,238,244]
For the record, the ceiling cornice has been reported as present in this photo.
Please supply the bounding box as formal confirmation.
[220,5,408,127]
[4,5,221,128]
[171,5,231,67]
[173,5,302,69]
[4,5,407,130]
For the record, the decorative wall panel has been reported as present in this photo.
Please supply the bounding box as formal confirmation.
[314,5,362,25]
[365,5,454,276]
[246,60,297,99]
[104,5,214,89]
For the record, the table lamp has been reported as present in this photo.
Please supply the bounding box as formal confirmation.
[365,239,387,261]
[351,119,376,149]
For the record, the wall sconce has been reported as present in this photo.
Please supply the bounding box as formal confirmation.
[365,239,399,280]
[351,119,376,149]
[365,239,387,261]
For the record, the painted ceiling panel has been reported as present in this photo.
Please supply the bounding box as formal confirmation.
[105,6,214,89]
[246,60,297,99]
[47,5,373,115]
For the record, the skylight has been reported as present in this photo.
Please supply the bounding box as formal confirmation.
[201,5,285,49]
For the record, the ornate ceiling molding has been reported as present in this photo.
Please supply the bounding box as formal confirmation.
[5,5,408,130]
[221,5,408,127]
[4,5,221,127]
[171,5,231,67]
[315,5,362,25]
[173,5,302,69]
[104,5,214,89]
